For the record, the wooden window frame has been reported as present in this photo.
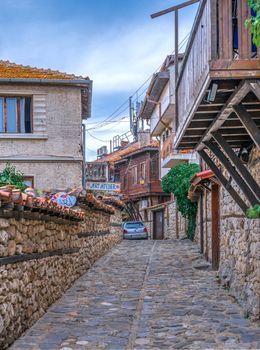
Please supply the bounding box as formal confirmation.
[0,96,32,134]
[140,162,146,181]
[131,166,138,185]
[23,176,35,188]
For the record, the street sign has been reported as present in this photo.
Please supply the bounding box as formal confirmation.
[86,182,121,192]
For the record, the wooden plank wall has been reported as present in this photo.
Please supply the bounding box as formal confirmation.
[176,0,212,130]
[237,0,251,59]
[218,0,233,59]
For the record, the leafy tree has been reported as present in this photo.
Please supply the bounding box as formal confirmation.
[245,0,260,47]
[162,163,200,240]
[0,164,27,191]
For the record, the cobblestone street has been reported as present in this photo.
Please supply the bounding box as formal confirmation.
[10,240,260,350]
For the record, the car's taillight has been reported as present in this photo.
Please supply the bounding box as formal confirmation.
[123,229,127,233]
[144,227,147,233]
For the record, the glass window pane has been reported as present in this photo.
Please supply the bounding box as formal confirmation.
[20,98,25,133]
[0,98,4,132]
[25,97,31,133]
[6,98,17,132]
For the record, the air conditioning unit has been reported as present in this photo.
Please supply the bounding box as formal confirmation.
[97,146,108,158]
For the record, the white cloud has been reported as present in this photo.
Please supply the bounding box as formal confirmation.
[78,20,192,93]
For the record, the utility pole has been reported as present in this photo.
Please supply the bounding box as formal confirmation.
[151,0,200,87]
[129,96,133,132]
[151,0,200,130]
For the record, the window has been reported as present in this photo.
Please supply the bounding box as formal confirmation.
[125,222,144,229]
[140,162,146,181]
[23,176,34,188]
[132,166,137,184]
[124,175,128,189]
[151,154,159,178]
[0,97,32,133]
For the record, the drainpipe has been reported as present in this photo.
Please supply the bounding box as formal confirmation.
[82,123,86,189]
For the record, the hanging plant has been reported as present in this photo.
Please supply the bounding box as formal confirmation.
[245,0,260,47]
[161,163,200,240]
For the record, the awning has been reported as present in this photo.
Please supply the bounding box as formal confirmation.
[188,170,216,201]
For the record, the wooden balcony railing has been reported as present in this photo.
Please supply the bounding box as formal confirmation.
[162,136,173,160]
[176,0,259,134]
[176,0,215,131]
[162,135,193,160]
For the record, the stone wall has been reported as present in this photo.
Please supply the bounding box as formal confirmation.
[218,149,260,321]
[0,208,122,348]
[194,148,260,321]
[164,201,186,240]
[195,191,212,261]
[142,201,186,240]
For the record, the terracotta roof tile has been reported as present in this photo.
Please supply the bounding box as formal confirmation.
[95,140,159,163]
[0,60,89,81]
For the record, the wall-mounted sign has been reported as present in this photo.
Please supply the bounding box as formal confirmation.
[51,192,77,208]
[86,182,121,192]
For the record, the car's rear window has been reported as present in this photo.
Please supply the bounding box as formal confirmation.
[125,222,144,229]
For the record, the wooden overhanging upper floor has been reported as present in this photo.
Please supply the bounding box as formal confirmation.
[174,0,260,150]
[0,60,92,119]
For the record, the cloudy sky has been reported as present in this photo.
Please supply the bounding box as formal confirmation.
[0,0,198,160]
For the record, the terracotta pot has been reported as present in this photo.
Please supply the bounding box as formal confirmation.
[0,190,12,202]
[11,189,22,203]
[26,196,33,207]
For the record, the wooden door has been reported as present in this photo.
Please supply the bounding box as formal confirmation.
[153,210,164,240]
[211,184,220,270]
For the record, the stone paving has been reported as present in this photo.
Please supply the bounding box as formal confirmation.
[10,240,260,350]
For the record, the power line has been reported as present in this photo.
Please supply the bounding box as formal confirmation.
[86,130,111,143]
[87,31,191,132]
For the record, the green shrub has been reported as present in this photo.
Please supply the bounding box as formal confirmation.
[162,163,200,240]
[0,164,27,192]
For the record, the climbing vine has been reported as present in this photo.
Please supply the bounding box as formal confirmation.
[162,163,200,240]
[245,0,260,47]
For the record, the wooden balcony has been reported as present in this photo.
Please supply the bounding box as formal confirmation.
[123,180,164,200]
[86,162,108,182]
[161,134,195,168]
[175,0,260,150]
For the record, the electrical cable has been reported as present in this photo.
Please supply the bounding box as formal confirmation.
[86,32,191,132]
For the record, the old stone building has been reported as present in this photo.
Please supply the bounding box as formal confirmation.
[0,60,92,189]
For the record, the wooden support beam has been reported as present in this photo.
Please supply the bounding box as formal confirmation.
[204,140,259,206]
[198,149,248,213]
[197,80,251,151]
[233,104,260,149]
[212,131,260,201]
[151,0,199,18]
[249,81,260,101]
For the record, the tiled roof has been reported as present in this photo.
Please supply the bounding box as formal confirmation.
[94,140,159,163]
[0,187,85,221]
[0,60,89,81]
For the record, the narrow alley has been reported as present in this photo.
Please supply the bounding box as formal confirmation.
[10,240,260,350]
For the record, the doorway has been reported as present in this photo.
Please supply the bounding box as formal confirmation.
[153,210,164,240]
[211,184,220,270]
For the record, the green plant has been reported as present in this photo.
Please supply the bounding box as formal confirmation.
[0,164,27,191]
[161,163,200,240]
[246,204,260,219]
[245,0,260,47]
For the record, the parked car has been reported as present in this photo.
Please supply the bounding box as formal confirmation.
[122,221,148,240]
